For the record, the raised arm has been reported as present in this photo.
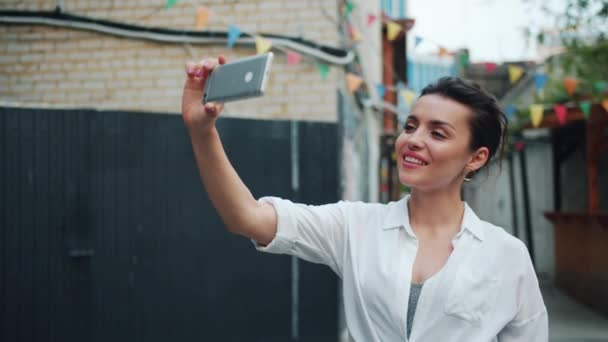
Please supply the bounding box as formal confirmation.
[182,56,277,245]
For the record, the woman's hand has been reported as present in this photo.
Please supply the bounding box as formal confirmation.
[181,55,227,135]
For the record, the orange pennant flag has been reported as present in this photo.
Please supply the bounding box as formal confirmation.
[195,6,210,29]
[438,47,449,57]
[346,73,363,93]
[563,77,579,95]
[386,21,402,41]
[349,24,362,42]
[529,104,544,128]
[602,99,608,113]
[255,36,272,54]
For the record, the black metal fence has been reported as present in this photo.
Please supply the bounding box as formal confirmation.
[0,107,339,342]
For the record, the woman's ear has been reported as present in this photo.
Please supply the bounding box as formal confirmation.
[467,147,489,172]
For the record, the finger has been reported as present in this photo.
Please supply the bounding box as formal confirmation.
[202,59,218,80]
[204,102,220,117]
[218,55,227,65]
[185,61,197,77]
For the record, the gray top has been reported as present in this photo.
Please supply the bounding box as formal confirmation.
[407,282,424,339]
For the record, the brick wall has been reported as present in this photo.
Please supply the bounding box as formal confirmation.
[0,0,340,122]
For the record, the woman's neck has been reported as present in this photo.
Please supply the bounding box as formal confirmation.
[407,187,465,240]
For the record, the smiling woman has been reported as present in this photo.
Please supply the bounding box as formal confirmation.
[182,59,548,341]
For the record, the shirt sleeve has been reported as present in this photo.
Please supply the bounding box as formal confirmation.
[251,196,350,276]
[497,242,548,342]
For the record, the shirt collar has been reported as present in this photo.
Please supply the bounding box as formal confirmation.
[381,194,485,241]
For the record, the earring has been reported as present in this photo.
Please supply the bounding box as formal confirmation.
[464,170,475,182]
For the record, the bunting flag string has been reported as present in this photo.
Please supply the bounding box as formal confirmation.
[255,35,272,54]
[534,73,547,91]
[376,84,386,99]
[195,6,210,29]
[505,105,516,119]
[414,36,423,47]
[401,89,416,106]
[563,77,579,95]
[596,81,607,93]
[529,104,544,128]
[580,101,591,119]
[508,65,524,84]
[317,63,329,80]
[484,63,498,73]
[553,104,567,125]
[346,73,364,93]
[344,0,356,18]
[386,21,402,41]
[286,50,302,66]
[226,24,241,48]
[438,47,449,57]
[165,0,178,9]
[367,14,377,26]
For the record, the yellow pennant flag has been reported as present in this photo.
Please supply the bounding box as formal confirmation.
[529,104,544,128]
[195,6,210,29]
[255,36,272,54]
[386,21,402,41]
[438,47,449,57]
[346,73,363,93]
[401,90,416,106]
[508,65,524,84]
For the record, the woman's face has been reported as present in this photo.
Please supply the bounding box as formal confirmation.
[394,94,487,191]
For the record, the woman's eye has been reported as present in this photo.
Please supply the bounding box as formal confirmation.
[404,124,415,131]
[432,131,446,138]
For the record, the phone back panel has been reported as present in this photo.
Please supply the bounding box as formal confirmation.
[203,53,272,103]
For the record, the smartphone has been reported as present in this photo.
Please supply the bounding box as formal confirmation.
[203,52,274,103]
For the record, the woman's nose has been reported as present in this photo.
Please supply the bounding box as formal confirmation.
[406,131,425,150]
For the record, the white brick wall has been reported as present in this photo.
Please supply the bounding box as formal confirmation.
[0,0,340,122]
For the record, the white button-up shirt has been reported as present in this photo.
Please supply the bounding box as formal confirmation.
[253,195,548,342]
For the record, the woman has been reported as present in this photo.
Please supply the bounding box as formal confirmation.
[182,56,548,341]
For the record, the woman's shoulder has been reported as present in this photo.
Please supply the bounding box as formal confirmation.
[479,219,530,259]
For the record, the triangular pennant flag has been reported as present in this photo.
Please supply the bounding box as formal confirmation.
[595,81,607,93]
[505,105,516,119]
[367,13,377,26]
[255,36,272,54]
[459,53,469,67]
[553,104,567,125]
[484,62,498,73]
[317,63,329,80]
[414,36,423,47]
[344,1,355,17]
[346,73,363,93]
[602,99,608,113]
[401,89,416,106]
[349,24,362,41]
[165,0,178,9]
[438,47,449,57]
[563,77,579,95]
[227,25,241,48]
[580,101,591,119]
[376,84,386,99]
[515,141,525,151]
[529,104,544,128]
[508,65,524,84]
[534,73,547,90]
[286,50,302,66]
[195,6,210,29]
[386,21,402,41]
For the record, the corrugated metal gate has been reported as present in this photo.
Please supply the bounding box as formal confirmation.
[0,107,339,342]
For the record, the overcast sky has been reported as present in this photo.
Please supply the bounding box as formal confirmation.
[407,0,567,62]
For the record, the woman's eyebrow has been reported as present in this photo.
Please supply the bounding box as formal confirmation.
[408,115,455,130]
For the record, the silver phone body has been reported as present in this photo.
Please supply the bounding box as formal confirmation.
[203,52,274,103]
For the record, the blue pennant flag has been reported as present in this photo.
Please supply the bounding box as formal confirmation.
[505,104,516,119]
[376,84,386,99]
[534,73,547,91]
[227,25,241,48]
[414,36,423,47]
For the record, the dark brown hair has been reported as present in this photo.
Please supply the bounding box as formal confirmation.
[420,77,508,175]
